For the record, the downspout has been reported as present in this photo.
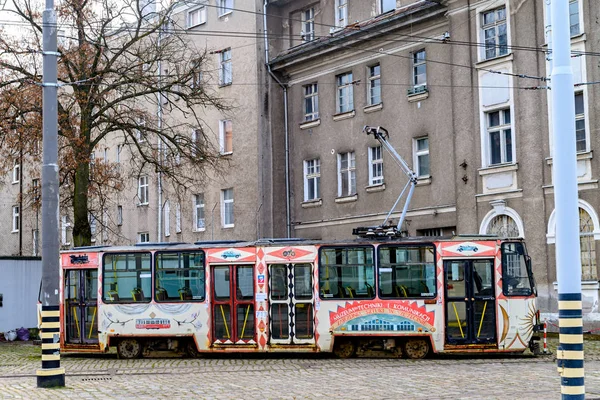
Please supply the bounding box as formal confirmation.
[157,25,163,242]
[263,0,291,238]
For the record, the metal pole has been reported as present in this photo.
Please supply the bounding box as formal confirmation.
[36,0,64,388]
[550,1,584,398]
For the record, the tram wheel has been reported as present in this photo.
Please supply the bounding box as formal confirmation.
[403,339,430,360]
[333,340,355,359]
[117,338,143,359]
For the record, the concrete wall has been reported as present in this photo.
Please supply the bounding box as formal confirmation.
[0,258,41,332]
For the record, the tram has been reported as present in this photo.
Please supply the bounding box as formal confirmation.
[59,235,542,359]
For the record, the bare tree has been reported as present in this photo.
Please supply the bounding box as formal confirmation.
[0,0,229,246]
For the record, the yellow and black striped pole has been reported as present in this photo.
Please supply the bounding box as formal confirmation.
[557,294,584,399]
[36,305,65,387]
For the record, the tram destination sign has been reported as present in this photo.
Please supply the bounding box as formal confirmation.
[135,318,171,329]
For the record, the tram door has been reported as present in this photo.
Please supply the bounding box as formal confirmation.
[212,265,255,344]
[268,263,314,344]
[444,260,496,345]
[64,269,98,344]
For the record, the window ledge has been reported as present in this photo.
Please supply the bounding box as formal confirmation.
[335,194,358,204]
[571,32,586,44]
[546,150,592,165]
[193,228,206,233]
[364,103,383,113]
[478,163,518,176]
[300,119,321,130]
[187,22,206,30]
[475,52,514,69]
[223,224,235,229]
[366,183,385,193]
[219,82,233,88]
[138,203,149,207]
[416,176,432,186]
[218,11,233,18]
[332,110,355,121]
[11,230,18,234]
[301,199,322,208]
[407,90,429,102]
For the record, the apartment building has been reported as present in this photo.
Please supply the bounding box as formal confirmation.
[265,0,599,320]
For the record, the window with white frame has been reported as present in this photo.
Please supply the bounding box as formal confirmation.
[336,0,348,28]
[219,49,232,86]
[380,0,395,14]
[12,160,20,184]
[486,109,512,166]
[117,205,123,226]
[164,201,170,237]
[219,120,233,154]
[192,128,202,157]
[194,194,206,231]
[303,83,319,121]
[61,215,70,245]
[336,72,354,114]
[138,232,150,243]
[414,137,430,177]
[368,64,381,106]
[575,92,586,153]
[303,159,321,201]
[89,213,97,239]
[579,207,597,280]
[116,144,123,164]
[187,6,206,28]
[337,152,356,197]
[570,0,580,36]
[12,205,19,232]
[413,50,426,88]
[481,6,508,60]
[218,0,233,16]
[221,188,234,227]
[368,146,384,186]
[486,214,520,237]
[176,203,182,233]
[138,175,149,205]
[32,179,40,204]
[161,17,174,37]
[136,117,146,142]
[32,229,39,256]
[302,8,315,42]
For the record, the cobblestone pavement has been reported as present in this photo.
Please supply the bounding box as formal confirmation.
[1,338,600,399]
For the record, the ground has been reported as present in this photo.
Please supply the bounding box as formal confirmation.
[1,337,600,399]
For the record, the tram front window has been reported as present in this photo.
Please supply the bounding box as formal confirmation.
[378,246,436,298]
[155,251,205,302]
[319,246,375,299]
[501,242,534,296]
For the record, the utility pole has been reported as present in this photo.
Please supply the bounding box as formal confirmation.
[550,1,584,398]
[36,0,64,388]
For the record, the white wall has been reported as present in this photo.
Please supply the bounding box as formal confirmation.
[0,258,42,332]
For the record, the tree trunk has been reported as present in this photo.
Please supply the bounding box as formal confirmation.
[72,160,91,247]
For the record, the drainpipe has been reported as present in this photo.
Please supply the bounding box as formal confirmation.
[157,25,163,242]
[263,0,291,238]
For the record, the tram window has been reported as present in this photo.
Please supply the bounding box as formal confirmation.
[501,242,534,296]
[319,246,375,300]
[294,264,313,300]
[236,266,253,301]
[155,251,205,302]
[378,246,436,299]
[103,252,151,303]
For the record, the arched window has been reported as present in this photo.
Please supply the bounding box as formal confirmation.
[486,214,520,237]
[579,208,596,280]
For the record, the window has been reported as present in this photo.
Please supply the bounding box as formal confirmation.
[337,152,356,197]
[117,205,123,226]
[32,229,39,256]
[187,6,206,28]
[218,0,233,17]
[176,203,182,233]
[61,215,70,245]
[138,175,149,205]
[116,144,123,164]
[164,201,170,237]
[336,72,354,114]
[155,251,206,302]
[138,232,150,243]
[482,6,507,59]
[12,160,20,184]
[336,0,348,28]
[89,213,97,238]
[103,253,152,303]
[32,178,40,204]
[570,0,580,36]
[319,246,375,299]
[219,49,232,86]
[221,188,234,227]
[579,208,597,280]
[302,8,315,42]
[161,17,174,37]
[575,92,586,152]
[219,120,233,154]
[486,214,519,237]
[413,50,426,88]
[136,117,146,143]
[12,205,19,232]
[414,137,430,177]
[367,64,381,106]
[501,242,534,296]
[303,159,321,201]
[192,128,203,157]
[379,246,436,298]
[194,194,205,231]
[380,0,395,13]
[303,83,319,121]
[486,109,512,166]
[368,146,383,186]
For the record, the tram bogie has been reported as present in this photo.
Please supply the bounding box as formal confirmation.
[58,237,542,359]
